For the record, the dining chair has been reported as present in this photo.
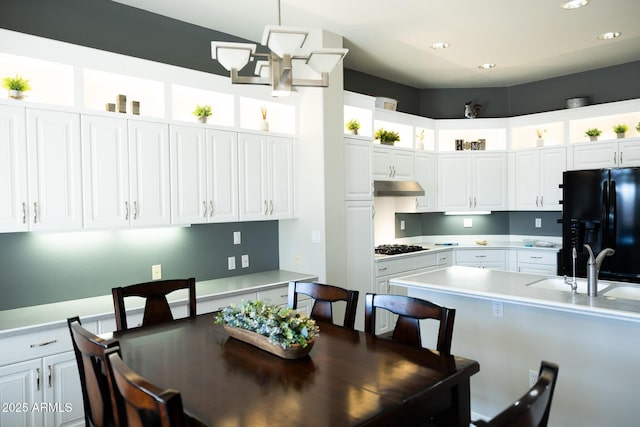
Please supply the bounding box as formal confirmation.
[473,361,560,427]
[111,277,196,331]
[364,293,456,353]
[107,350,186,427]
[67,316,122,427]
[288,281,359,329]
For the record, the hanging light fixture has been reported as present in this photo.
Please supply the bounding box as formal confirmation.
[211,0,348,97]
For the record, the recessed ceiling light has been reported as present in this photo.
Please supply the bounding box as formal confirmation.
[561,0,589,10]
[597,31,622,40]
[431,42,450,50]
[478,63,496,69]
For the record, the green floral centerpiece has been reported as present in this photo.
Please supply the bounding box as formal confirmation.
[215,300,319,358]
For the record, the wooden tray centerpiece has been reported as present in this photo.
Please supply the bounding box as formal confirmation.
[215,300,319,359]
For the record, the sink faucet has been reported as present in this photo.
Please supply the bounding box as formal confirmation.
[564,247,578,293]
[583,244,615,297]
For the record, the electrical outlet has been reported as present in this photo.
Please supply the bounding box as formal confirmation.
[529,369,539,387]
[400,220,405,230]
[151,264,162,280]
[233,231,241,245]
[295,255,300,265]
[241,254,249,268]
[463,218,473,228]
[227,256,236,270]
[535,218,542,228]
[492,301,504,317]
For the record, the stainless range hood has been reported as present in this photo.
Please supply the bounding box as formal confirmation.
[373,180,425,197]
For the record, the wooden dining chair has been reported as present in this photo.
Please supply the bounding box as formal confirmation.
[67,316,122,427]
[364,293,456,353]
[288,281,359,329]
[473,361,560,427]
[107,350,186,427]
[111,277,196,331]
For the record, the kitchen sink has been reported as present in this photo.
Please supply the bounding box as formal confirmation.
[601,285,640,301]
[526,277,607,294]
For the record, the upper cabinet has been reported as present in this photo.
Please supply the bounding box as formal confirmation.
[0,105,28,231]
[414,152,437,212]
[571,139,640,170]
[513,147,566,210]
[345,138,372,201]
[372,146,414,181]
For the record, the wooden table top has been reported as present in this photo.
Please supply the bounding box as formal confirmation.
[113,314,479,426]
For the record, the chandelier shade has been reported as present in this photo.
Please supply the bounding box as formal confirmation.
[211,42,256,72]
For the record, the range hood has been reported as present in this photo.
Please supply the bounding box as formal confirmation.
[373,180,425,197]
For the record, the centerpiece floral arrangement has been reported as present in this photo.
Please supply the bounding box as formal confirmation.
[215,300,319,349]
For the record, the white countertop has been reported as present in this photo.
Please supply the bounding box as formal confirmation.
[0,270,316,337]
[390,266,640,323]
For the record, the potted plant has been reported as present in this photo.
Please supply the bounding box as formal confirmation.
[192,104,212,123]
[2,74,31,100]
[636,122,640,133]
[375,128,400,146]
[345,118,361,135]
[585,128,602,141]
[613,123,628,139]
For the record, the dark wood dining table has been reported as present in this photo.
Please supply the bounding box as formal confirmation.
[112,314,479,427]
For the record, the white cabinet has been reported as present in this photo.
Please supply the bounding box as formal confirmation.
[170,126,238,224]
[438,153,507,211]
[372,146,414,181]
[456,249,506,271]
[82,115,171,229]
[517,249,558,275]
[344,138,372,200]
[572,139,640,169]
[413,152,437,211]
[238,133,293,221]
[345,201,374,331]
[0,104,28,232]
[26,109,83,232]
[514,147,566,210]
[0,359,42,426]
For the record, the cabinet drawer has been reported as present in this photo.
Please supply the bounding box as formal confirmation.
[198,292,257,314]
[517,249,557,265]
[0,326,76,366]
[257,286,289,306]
[413,253,437,270]
[435,250,453,267]
[456,249,505,263]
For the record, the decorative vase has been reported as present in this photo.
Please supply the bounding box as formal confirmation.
[589,136,598,142]
[197,116,208,124]
[348,129,358,135]
[223,325,315,359]
[260,119,269,132]
[536,139,544,147]
[616,132,625,139]
[8,90,24,100]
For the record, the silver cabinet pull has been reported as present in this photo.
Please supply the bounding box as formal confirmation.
[124,201,129,220]
[540,196,544,207]
[620,151,623,165]
[536,196,539,207]
[36,368,41,391]
[202,201,208,218]
[133,201,138,220]
[33,202,38,223]
[474,197,477,208]
[269,200,274,215]
[614,152,617,165]
[388,165,393,177]
[469,197,473,208]
[210,201,214,217]
[22,202,27,224]
[475,255,487,258]
[30,339,57,348]
[264,200,269,215]
[48,365,52,388]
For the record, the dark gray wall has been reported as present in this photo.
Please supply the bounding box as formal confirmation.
[0,222,279,310]
[396,211,561,238]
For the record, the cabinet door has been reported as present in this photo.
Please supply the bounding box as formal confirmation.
[539,147,566,210]
[414,152,436,211]
[0,105,28,232]
[474,153,507,210]
[238,133,269,221]
[170,125,207,225]
[206,130,238,222]
[619,140,640,167]
[372,147,393,180]
[42,352,84,427]
[0,359,43,427]
[514,150,540,210]
[27,109,82,231]
[345,139,372,200]
[390,150,414,180]
[81,115,130,229]
[345,201,374,331]
[268,136,294,219]
[128,120,171,227]
[438,155,471,211]
[572,143,616,169]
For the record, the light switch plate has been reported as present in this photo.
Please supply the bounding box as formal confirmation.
[152,264,162,280]
[227,256,236,270]
[535,218,542,228]
[241,254,249,268]
[463,218,472,228]
[233,231,241,245]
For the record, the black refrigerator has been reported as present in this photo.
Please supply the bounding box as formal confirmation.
[561,167,640,284]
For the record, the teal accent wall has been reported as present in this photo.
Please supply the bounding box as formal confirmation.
[0,222,279,311]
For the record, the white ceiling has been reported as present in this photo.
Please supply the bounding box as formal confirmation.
[113,0,640,89]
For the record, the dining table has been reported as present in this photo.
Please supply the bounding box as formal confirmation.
[111,314,479,427]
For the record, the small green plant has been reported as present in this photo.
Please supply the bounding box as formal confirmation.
[345,118,361,133]
[636,122,640,133]
[375,128,400,145]
[613,123,628,134]
[192,104,212,118]
[585,128,602,137]
[2,74,31,92]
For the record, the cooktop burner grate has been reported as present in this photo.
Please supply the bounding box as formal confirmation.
[375,244,427,255]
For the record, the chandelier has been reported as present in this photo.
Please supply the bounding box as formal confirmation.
[210,1,348,97]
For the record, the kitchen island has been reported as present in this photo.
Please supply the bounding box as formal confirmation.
[390,266,640,427]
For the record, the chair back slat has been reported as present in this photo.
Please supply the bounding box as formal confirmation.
[288,281,359,330]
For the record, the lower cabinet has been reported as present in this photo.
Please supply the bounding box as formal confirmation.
[455,249,506,271]
[516,249,558,275]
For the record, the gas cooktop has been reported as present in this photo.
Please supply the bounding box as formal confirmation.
[374,244,428,256]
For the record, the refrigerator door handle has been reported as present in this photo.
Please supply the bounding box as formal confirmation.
[602,180,609,245]
[608,180,617,247]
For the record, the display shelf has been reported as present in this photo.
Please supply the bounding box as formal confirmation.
[171,84,234,127]
[569,111,640,143]
[510,121,564,150]
[436,118,508,152]
[239,97,296,135]
[84,69,164,118]
[373,119,413,149]
[0,52,74,107]
[344,105,373,138]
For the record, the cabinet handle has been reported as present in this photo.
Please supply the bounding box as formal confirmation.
[475,255,487,258]
[530,256,543,259]
[210,201,215,217]
[202,201,208,218]
[378,267,388,272]
[22,202,27,224]
[33,202,39,223]
[30,339,57,348]
[415,198,419,209]
[620,151,623,165]
[540,196,544,207]
[269,200,274,215]
[388,165,393,177]
[536,196,539,207]
[36,368,41,391]
[392,166,396,177]
[124,201,129,220]
[614,152,617,165]
[469,197,473,208]
[48,365,52,388]
[133,201,138,220]
[264,200,269,215]
[474,197,477,208]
